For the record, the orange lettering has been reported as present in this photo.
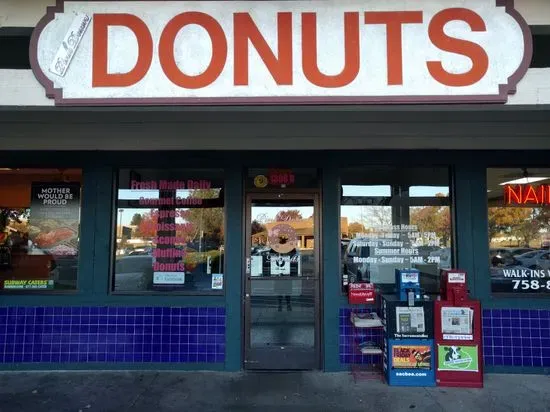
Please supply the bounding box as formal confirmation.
[92,14,153,87]
[427,8,489,87]
[523,185,539,204]
[234,12,292,86]
[159,12,227,89]
[302,12,359,88]
[505,185,522,205]
[364,11,423,86]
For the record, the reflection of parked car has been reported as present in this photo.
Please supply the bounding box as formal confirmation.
[51,255,79,288]
[114,255,153,291]
[416,246,440,259]
[343,238,407,284]
[534,252,550,270]
[128,247,152,256]
[342,239,370,283]
[490,249,519,267]
[429,247,451,269]
[490,263,531,292]
[515,250,550,269]
[341,239,350,255]
[490,248,534,266]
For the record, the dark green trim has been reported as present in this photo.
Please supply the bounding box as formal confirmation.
[79,166,98,294]
[223,168,243,372]
[0,363,225,371]
[322,167,341,372]
[0,296,226,306]
[454,165,485,298]
[93,166,114,297]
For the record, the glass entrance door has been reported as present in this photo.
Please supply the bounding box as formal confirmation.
[244,193,320,370]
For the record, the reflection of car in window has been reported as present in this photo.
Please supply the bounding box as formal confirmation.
[114,255,153,291]
[344,237,421,284]
[515,250,549,269]
[429,247,451,269]
[51,255,79,288]
[490,249,518,267]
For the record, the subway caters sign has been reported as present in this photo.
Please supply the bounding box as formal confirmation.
[30,0,532,106]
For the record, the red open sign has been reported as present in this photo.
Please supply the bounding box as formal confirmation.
[348,282,376,304]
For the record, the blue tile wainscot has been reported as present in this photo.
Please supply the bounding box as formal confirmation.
[0,307,225,363]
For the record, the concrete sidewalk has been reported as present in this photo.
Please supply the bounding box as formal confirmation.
[0,371,548,412]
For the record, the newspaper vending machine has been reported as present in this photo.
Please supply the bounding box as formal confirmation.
[381,269,436,387]
[435,270,483,388]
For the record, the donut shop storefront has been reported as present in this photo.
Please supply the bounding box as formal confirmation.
[0,0,549,374]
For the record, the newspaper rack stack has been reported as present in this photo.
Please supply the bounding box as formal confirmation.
[380,293,436,387]
[348,283,384,382]
[435,270,483,388]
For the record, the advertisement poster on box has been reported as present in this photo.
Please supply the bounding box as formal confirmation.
[437,345,479,372]
[392,345,432,369]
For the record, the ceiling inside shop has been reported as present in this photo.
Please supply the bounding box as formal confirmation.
[487,168,550,205]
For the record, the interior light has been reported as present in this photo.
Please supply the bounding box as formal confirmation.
[499,177,549,185]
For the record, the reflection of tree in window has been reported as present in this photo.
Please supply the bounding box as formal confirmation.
[348,222,366,238]
[275,209,303,222]
[489,207,548,247]
[410,196,451,247]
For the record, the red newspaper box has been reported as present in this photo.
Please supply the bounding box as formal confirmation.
[348,282,376,304]
[435,270,483,388]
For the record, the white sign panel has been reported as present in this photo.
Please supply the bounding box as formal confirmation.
[401,272,419,283]
[448,272,466,283]
[48,12,92,77]
[31,0,532,105]
[153,271,185,284]
[271,256,291,275]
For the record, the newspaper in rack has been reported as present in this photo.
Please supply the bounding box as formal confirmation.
[396,307,425,333]
[441,307,473,335]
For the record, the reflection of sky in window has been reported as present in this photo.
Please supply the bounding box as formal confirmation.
[410,186,449,197]
[341,185,449,223]
[342,185,391,197]
[341,206,392,226]
[343,185,449,197]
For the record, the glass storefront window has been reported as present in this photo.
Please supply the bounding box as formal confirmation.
[114,169,224,293]
[340,167,452,295]
[0,168,82,292]
[487,168,550,295]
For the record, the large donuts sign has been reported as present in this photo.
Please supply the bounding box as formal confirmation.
[31,0,531,105]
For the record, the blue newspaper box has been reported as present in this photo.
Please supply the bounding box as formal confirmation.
[384,338,436,387]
